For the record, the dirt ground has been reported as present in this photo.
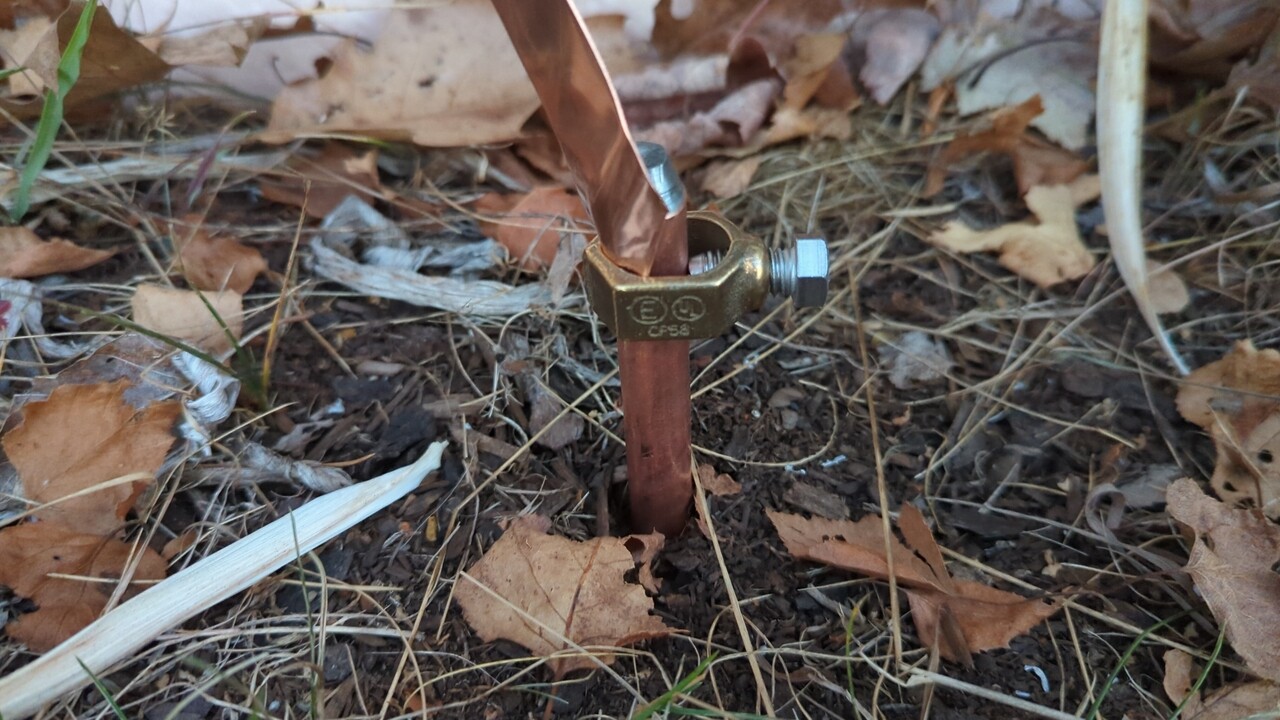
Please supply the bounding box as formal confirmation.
[0,88,1271,719]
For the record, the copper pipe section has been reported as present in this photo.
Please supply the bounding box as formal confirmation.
[619,143,691,536]
[489,0,681,276]
[490,0,693,535]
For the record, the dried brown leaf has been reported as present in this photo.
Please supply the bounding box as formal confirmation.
[131,284,245,356]
[262,0,540,147]
[526,379,584,451]
[0,15,59,98]
[3,380,180,536]
[144,18,266,68]
[0,523,167,652]
[780,33,856,111]
[1167,478,1280,682]
[923,97,1089,198]
[455,515,671,677]
[258,143,386,219]
[850,9,940,106]
[1165,645,1280,719]
[700,156,763,199]
[0,6,168,119]
[636,79,780,157]
[476,187,590,272]
[921,18,1096,149]
[168,217,267,294]
[1147,259,1191,315]
[696,464,742,498]
[928,175,1099,289]
[623,532,665,594]
[1176,341,1280,517]
[768,507,1058,663]
[0,226,113,278]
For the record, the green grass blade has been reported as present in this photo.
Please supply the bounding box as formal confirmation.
[76,658,127,720]
[9,0,98,221]
[632,654,717,720]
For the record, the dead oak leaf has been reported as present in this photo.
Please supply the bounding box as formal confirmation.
[928,174,1100,289]
[0,522,167,652]
[455,515,671,677]
[167,216,267,294]
[1167,478,1280,683]
[1176,341,1280,517]
[0,226,113,278]
[923,97,1090,198]
[3,380,181,536]
[768,506,1059,664]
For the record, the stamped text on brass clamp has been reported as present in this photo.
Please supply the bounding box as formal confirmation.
[584,211,829,340]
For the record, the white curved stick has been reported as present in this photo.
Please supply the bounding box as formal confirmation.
[0,441,448,720]
[1097,0,1189,375]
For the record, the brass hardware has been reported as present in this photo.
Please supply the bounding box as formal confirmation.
[584,211,769,340]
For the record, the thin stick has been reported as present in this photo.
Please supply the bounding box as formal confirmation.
[693,463,775,716]
[852,289,903,665]
[0,442,447,720]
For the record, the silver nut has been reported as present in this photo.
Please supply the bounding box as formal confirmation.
[792,236,829,307]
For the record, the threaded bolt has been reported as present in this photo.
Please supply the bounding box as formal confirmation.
[688,236,829,307]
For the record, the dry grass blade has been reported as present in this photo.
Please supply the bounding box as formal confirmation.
[0,442,447,720]
[1097,0,1190,375]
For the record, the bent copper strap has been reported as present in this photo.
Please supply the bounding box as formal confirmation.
[489,0,684,277]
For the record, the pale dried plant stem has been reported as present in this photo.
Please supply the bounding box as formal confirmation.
[851,290,904,665]
[0,442,447,720]
[1097,0,1189,375]
[692,467,775,716]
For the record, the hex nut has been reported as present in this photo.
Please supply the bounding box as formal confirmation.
[793,237,829,307]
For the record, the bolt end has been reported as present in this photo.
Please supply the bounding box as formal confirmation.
[792,237,829,307]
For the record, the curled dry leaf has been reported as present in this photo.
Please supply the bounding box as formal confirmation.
[1176,341,1280,517]
[929,174,1100,289]
[696,464,742,497]
[475,187,590,271]
[1166,478,1280,683]
[455,515,671,677]
[768,506,1059,663]
[1164,648,1280,720]
[0,227,113,278]
[923,97,1089,198]
[168,217,267,294]
[3,380,180,536]
[131,284,245,356]
[0,523,167,652]
[262,0,541,147]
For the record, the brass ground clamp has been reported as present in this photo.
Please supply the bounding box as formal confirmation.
[583,211,829,340]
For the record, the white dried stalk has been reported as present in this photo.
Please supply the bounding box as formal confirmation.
[1097,0,1190,375]
[0,441,447,720]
